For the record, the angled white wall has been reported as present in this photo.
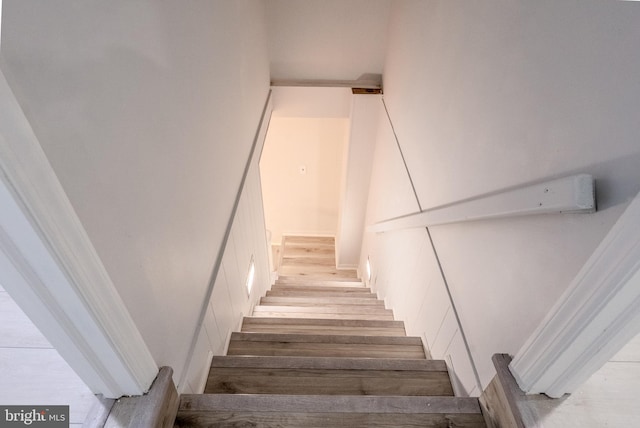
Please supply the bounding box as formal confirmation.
[365,0,640,390]
[0,0,270,388]
[182,157,272,393]
[360,107,480,396]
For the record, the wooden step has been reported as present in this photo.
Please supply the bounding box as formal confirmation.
[205,356,454,396]
[281,255,336,266]
[283,236,335,245]
[267,289,377,299]
[276,277,365,287]
[175,394,486,428]
[251,306,394,321]
[269,284,373,294]
[227,333,426,359]
[241,317,406,336]
[260,296,385,307]
[277,267,359,279]
[281,246,335,258]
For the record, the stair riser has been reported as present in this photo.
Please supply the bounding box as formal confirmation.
[209,356,447,371]
[280,247,335,257]
[277,270,359,280]
[253,305,392,316]
[175,411,486,427]
[270,287,371,294]
[260,297,383,306]
[241,318,406,336]
[267,290,375,299]
[241,325,406,336]
[247,312,395,321]
[281,256,336,266]
[205,369,453,396]
[227,342,425,359]
[282,236,335,245]
[275,279,365,288]
[177,395,484,427]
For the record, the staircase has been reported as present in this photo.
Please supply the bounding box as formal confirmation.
[175,236,486,427]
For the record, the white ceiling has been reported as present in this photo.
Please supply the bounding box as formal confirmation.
[265,0,391,81]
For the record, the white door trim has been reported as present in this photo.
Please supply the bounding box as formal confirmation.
[510,190,640,398]
[0,68,157,398]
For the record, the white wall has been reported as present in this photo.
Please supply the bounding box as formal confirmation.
[0,0,270,387]
[182,159,271,393]
[372,0,640,390]
[360,107,480,396]
[260,117,348,244]
[336,94,380,268]
[265,0,391,80]
[272,87,352,118]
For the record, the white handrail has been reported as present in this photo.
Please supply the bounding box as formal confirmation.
[370,174,595,233]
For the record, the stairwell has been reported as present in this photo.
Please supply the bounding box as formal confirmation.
[174,236,486,427]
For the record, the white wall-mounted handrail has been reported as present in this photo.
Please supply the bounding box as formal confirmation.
[370,174,595,234]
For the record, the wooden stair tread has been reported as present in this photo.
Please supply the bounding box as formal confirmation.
[281,256,336,266]
[281,246,335,257]
[175,411,485,428]
[242,317,404,328]
[260,296,385,306]
[253,305,391,315]
[205,368,453,396]
[242,317,406,336]
[276,277,365,287]
[206,357,454,396]
[270,284,372,293]
[227,333,425,359]
[210,356,446,371]
[266,290,377,300]
[282,236,336,245]
[176,395,485,428]
[180,394,479,413]
[230,333,421,345]
[277,270,359,280]
[249,312,393,321]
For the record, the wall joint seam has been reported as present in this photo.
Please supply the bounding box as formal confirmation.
[178,89,273,389]
[381,96,483,393]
